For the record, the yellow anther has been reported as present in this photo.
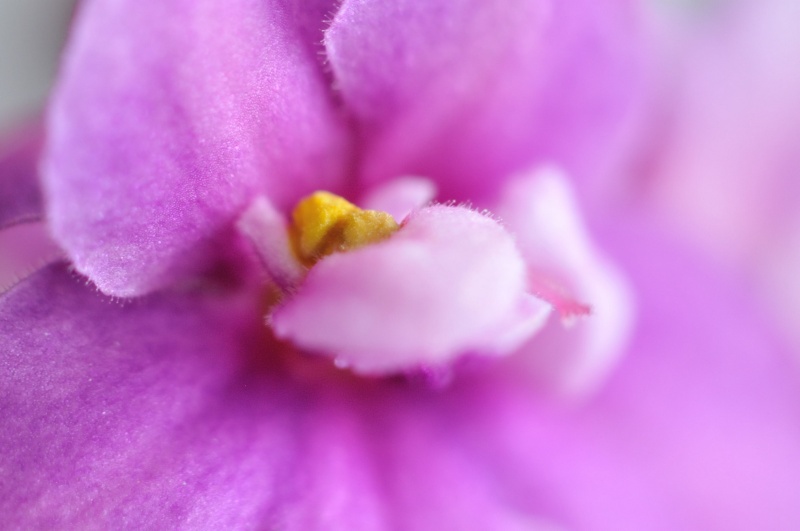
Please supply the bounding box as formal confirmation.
[290,191,399,266]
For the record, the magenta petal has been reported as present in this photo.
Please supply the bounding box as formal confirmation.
[44,0,350,296]
[271,205,547,373]
[0,264,556,529]
[3,235,800,527]
[0,125,62,297]
[0,124,43,228]
[0,265,385,528]
[325,0,642,202]
[0,222,62,294]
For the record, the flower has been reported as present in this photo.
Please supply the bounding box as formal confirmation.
[2,0,800,529]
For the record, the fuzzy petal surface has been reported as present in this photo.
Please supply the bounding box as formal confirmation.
[0,265,375,528]
[325,0,642,203]
[271,205,547,373]
[3,218,800,528]
[0,264,555,529]
[44,0,350,296]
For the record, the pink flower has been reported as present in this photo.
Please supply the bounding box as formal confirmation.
[2,0,800,528]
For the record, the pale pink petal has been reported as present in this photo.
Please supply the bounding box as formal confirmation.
[472,294,552,355]
[271,205,547,373]
[237,196,305,291]
[496,167,635,395]
[360,177,437,222]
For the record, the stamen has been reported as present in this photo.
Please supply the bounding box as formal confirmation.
[290,191,399,266]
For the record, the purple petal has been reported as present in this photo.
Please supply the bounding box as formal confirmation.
[0,264,555,528]
[0,123,43,228]
[0,264,383,528]
[0,125,62,297]
[44,0,350,297]
[271,205,549,374]
[325,0,643,203]
[4,223,800,528]
[0,222,63,294]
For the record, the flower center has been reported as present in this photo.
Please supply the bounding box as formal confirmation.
[289,191,400,266]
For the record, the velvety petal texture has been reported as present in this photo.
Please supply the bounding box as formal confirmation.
[3,216,800,528]
[0,264,383,528]
[5,0,796,528]
[325,0,642,203]
[271,205,549,373]
[0,263,562,529]
[44,0,350,296]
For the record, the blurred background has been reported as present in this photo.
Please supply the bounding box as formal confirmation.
[635,0,800,349]
[0,0,73,129]
[1,0,799,349]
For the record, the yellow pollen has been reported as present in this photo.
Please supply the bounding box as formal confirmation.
[290,191,399,266]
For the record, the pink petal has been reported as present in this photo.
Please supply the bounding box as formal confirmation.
[495,167,635,396]
[360,176,438,222]
[325,0,643,203]
[271,205,549,373]
[44,0,350,297]
[237,195,305,291]
[448,217,800,529]
[0,264,559,529]
[0,264,383,528]
[4,227,800,528]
